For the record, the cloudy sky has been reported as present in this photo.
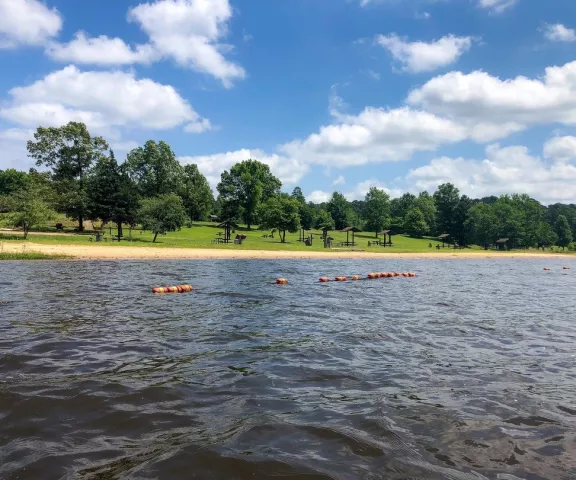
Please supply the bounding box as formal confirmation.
[1,0,576,204]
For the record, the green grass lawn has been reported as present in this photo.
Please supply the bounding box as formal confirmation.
[0,252,71,260]
[1,220,571,254]
[0,221,459,253]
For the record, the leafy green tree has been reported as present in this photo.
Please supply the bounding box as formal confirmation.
[299,203,316,230]
[414,191,436,235]
[291,186,306,204]
[314,209,334,230]
[404,207,428,238]
[138,193,189,242]
[0,169,29,196]
[363,187,390,237]
[125,140,184,198]
[87,151,140,239]
[493,195,525,247]
[390,193,416,234]
[7,187,56,239]
[466,203,498,245]
[179,164,213,221]
[216,159,281,229]
[555,214,573,250]
[453,195,473,245]
[259,194,301,243]
[537,221,557,247]
[27,121,108,231]
[433,183,460,237]
[327,192,352,230]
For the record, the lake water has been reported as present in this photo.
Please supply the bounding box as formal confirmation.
[1,258,575,479]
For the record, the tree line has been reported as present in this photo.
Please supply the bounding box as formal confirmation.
[0,121,575,249]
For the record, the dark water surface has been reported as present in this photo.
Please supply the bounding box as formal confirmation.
[1,258,575,479]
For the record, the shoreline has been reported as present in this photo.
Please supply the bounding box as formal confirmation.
[1,243,573,260]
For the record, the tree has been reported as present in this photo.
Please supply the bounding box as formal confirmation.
[27,122,108,231]
[363,187,390,237]
[291,186,306,204]
[87,151,139,239]
[414,192,436,235]
[466,203,498,245]
[0,169,29,196]
[314,209,334,230]
[299,203,316,230]
[390,193,416,234]
[216,159,281,229]
[433,183,460,237]
[536,221,557,248]
[138,194,189,242]
[327,192,352,230]
[125,140,184,198]
[179,164,213,221]
[260,194,301,243]
[7,187,56,239]
[404,207,428,238]
[453,195,473,245]
[555,215,573,250]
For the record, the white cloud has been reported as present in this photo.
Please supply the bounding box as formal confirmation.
[332,175,346,186]
[0,128,34,142]
[0,0,62,49]
[46,32,158,65]
[407,143,576,204]
[543,136,576,162]
[127,0,245,88]
[477,0,517,13]
[280,107,468,168]
[543,24,576,42]
[376,34,473,73]
[0,66,210,135]
[407,60,576,138]
[179,148,309,190]
[344,179,403,200]
[307,190,331,203]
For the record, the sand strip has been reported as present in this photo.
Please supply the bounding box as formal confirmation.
[1,242,573,260]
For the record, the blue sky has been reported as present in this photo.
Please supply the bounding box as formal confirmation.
[1,0,576,204]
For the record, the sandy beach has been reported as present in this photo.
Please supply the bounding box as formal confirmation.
[2,242,573,260]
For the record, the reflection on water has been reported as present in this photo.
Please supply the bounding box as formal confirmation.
[1,258,575,479]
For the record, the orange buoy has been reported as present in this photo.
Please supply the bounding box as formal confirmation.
[563,266,570,270]
[368,272,378,279]
[402,272,409,277]
[276,278,288,284]
[351,275,361,280]
[544,267,551,271]
[409,272,416,277]
[335,276,347,282]
[152,284,193,294]
[319,276,330,282]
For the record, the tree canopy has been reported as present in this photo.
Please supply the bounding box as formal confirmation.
[179,164,214,221]
[217,159,281,229]
[259,194,301,243]
[138,193,189,243]
[363,187,390,236]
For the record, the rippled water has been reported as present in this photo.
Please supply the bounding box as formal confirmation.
[1,258,576,479]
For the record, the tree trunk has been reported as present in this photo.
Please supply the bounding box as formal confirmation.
[281,230,286,243]
[117,222,123,241]
[153,232,158,242]
[247,223,251,230]
[78,215,84,232]
[23,228,28,240]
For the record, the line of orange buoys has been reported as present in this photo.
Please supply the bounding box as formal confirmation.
[317,272,416,283]
[152,284,193,294]
[544,267,571,271]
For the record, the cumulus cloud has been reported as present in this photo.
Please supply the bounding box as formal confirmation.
[178,148,309,190]
[0,66,210,136]
[407,143,576,204]
[332,175,346,186]
[128,0,245,87]
[0,0,62,49]
[543,23,576,42]
[280,107,468,167]
[407,60,576,138]
[376,34,473,73]
[543,136,576,162]
[477,0,517,13]
[46,32,158,65]
[307,190,331,203]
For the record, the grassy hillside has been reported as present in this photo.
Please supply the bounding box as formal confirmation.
[0,221,459,253]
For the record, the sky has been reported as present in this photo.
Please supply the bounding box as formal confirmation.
[1,0,576,205]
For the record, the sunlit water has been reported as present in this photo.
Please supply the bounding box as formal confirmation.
[1,258,575,479]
